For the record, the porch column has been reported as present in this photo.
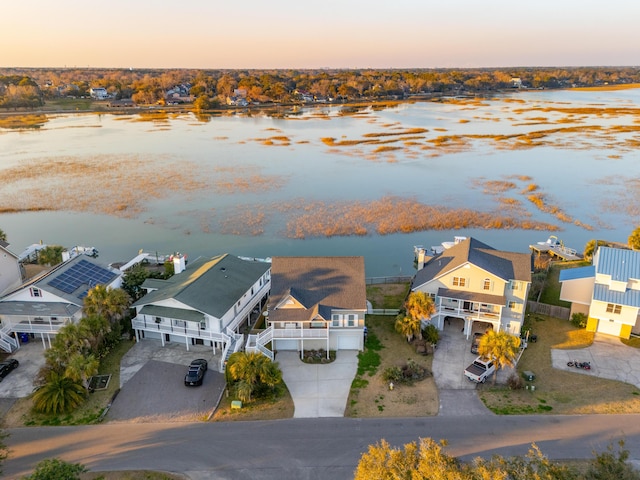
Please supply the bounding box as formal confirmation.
[326,329,330,358]
[41,335,46,349]
[161,334,165,347]
[300,337,304,360]
[185,336,190,351]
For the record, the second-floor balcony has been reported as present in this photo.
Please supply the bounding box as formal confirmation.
[437,287,506,322]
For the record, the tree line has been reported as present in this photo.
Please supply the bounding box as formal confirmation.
[1,66,640,109]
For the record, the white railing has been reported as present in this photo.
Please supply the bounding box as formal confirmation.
[438,306,500,322]
[256,327,273,345]
[6,321,67,334]
[256,342,274,360]
[271,328,329,339]
[131,318,228,343]
[0,324,18,353]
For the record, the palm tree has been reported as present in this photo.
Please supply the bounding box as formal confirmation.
[37,245,64,266]
[32,371,86,414]
[226,352,282,403]
[477,330,521,385]
[64,352,99,390]
[395,315,422,342]
[0,228,6,242]
[405,291,436,326]
[79,314,112,355]
[83,285,131,325]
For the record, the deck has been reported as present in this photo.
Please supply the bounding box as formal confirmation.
[529,243,581,261]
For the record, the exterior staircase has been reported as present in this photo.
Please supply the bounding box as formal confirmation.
[220,327,245,371]
[0,324,19,353]
[246,326,274,361]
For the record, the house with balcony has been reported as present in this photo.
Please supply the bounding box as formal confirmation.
[0,255,122,353]
[131,254,270,371]
[559,246,640,338]
[411,237,532,338]
[0,240,23,297]
[247,256,367,360]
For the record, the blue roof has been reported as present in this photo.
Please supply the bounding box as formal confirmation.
[559,265,595,282]
[596,247,640,281]
[593,283,640,308]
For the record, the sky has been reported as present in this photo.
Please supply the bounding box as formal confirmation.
[2,0,639,69]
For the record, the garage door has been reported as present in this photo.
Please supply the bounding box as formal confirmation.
[338,335,361,350]
[275,339,298,351]
[597,318,621,337]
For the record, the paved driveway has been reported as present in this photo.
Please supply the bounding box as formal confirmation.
[277,350,358,418]
[551,333,640,387]
[0,341,46,399]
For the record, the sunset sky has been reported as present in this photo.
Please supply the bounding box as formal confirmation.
[2,0,639,69]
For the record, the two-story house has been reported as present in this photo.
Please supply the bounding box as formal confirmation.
[411,237,532,338]
[247,256,366,360]
[559,246,640,338]
[131,254,271,371]
[0,255,122,352]
[0,240,23,297]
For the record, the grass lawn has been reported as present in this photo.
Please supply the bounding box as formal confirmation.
[537,260,589,307]
[5,339,135,427]
[211,382,294,421]
[478,315,640,414]
[366,282,410,309]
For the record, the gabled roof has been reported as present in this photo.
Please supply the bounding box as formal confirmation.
[596,247,640,281]
[133,254,270,319]
[269,257,366,323]
[559,265,595,282]
[412,237,531,289]
[0,240,19,259]
[593,283,640,308]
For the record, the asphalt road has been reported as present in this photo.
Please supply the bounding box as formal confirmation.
[5,415,640,479]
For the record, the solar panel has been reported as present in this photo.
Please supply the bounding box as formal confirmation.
[48,259,117,295]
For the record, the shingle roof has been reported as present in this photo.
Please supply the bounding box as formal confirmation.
[412,237,531,289]
[133,254,270,319]
[269,257,366,322]
[559,265,596,282]
[437,287,506,306]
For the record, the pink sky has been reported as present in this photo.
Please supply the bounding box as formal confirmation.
[2,0,639,69]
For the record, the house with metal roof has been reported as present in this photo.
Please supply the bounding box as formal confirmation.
[559,246,640,338]
[246,256,367,360]
[0,255,122,353]
[131,254,271,371]
[411,237,532,338]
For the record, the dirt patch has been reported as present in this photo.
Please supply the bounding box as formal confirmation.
[211,385,294,421]
[346,315,438,418]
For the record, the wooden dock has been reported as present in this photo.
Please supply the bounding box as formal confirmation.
[530,236,581,261]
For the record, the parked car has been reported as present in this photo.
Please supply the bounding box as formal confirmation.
[0,358,19,380]
[184,359,208,386]
[464,356,495,383]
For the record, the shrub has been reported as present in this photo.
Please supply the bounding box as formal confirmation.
[422,324,440,345]
[507,373,524,390]
[570,312,587,328]
[382,366,404,383]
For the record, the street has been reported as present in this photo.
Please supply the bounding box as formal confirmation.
[5,415,640,479]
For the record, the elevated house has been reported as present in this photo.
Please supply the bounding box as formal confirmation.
[559,246,640,338]
[131,254,270,371]
[247,256,367,360]
[0,240,23,297]
[411,237,532,338]
[0,255,122,353]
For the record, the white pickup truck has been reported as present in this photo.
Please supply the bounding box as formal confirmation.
[464,356,495,383]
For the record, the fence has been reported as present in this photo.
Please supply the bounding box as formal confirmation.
[526,301,570,320]
[368,309,401,316]
[366,276,412,285]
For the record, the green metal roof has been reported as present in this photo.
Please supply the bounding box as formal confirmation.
[139,305,204,322]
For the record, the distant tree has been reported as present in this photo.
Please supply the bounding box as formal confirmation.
[477,330,521,385]
[0,228,6,241]
[121,263,148,301]
[24,458,86,480]
[193,95,217,112]
[37,245,64,266]
[583,239,608,261]
[628,227,640,250]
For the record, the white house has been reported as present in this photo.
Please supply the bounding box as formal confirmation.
[89,87,108,100]
[131,254,271,371]
[560,246,640,338]
[246,256,367,360]
[0,255,122,352]
[411,237,532,338]
[0,240,23,297]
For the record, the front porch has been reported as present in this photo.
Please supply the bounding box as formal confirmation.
[433,288,507,338]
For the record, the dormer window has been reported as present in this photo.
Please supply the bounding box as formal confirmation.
[30,287,42,297]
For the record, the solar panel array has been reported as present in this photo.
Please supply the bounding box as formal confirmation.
[48,259,117,295]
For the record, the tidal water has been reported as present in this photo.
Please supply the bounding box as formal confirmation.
[1,88,638,276]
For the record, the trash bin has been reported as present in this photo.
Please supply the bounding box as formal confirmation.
[19,332,29,343]
[522,370,535,381]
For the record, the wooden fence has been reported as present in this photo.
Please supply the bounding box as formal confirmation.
[527,301,570,320]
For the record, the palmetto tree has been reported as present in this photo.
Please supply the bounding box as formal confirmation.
[395,315,422,342]
[32,371,86,414]
[226,352,282,403]
[64,352,99,390]
[83,285,131,325]
[405,291,436,325]
[477,330,521,385]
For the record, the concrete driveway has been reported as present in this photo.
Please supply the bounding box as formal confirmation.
[551,333,640,388]
[0,341,46,399]
[277,350,358,418]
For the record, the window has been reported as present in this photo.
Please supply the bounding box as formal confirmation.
[155,316,162,323]
[606,303,622,315]
[347,314,356,327]
[200,320,206,330]
[332,314,340,327]
[30,287,42,297]
[452,277,466,287]
[511,281,520,290]
[174,320,186,328]
[483,278,491,291]
[508,301,517,309]
[311,321,325,328]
